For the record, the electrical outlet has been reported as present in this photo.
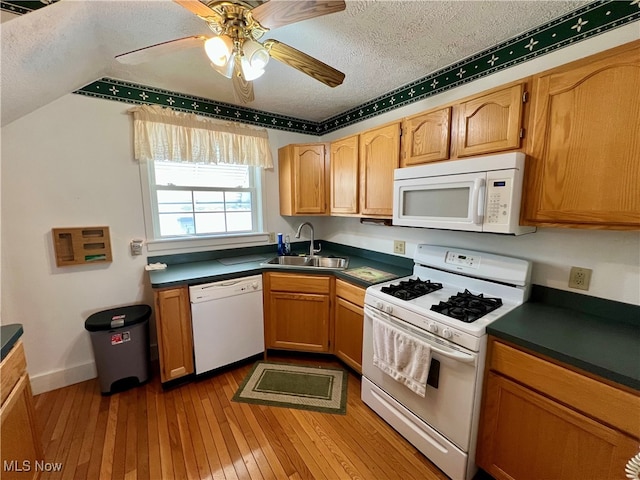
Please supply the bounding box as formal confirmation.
[268,232,276,243]
[393,240,406,255]
[568,266,592,291]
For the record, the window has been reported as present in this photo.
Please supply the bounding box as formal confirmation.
[142,160,264,243]
[130,105,272,251]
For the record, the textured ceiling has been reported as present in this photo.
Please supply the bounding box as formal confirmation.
[2,0,592,127]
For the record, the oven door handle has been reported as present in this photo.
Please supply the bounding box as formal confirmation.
[365,306,477,364]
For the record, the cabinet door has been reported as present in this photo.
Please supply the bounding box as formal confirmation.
[278,143,328,215]
[359,122,401,216]
[456,82,525,157]
[523,41,640,228]
[401,107,451,166]
[1,374,42,480]
[154,286,194,383]
[330,135,359,214]
[267,292,331,352]
[477,372,638,480]
[334,297,364,373]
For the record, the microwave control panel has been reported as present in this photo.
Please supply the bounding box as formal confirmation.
[485,173,515,225]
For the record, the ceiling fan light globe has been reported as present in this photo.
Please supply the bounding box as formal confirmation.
[242,39,270,70]
[240,57,265,81]
[205,35,233,67]
[210,56,235,79]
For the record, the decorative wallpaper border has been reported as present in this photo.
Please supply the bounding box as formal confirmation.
[74,79,323,134]
[0,1,56,15]
[69,1,640,135]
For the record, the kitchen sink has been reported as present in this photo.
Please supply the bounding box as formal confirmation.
[263,255,349,270]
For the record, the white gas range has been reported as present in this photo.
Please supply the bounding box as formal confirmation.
[361,244,531,480]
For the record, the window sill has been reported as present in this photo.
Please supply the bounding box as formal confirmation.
[145,232,271,254]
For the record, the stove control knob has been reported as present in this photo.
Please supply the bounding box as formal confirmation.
[376,301,384,310]
[428,323,438,333]
[442,328,453,339]
[385,305,393,314]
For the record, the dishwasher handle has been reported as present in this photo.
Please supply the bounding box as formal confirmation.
[189,275,263,303]
[201,279,244,289]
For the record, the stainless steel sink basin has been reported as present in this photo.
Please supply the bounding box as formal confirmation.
[263,255,349,270]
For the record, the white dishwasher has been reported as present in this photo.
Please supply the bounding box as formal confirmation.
[189,274,264,375]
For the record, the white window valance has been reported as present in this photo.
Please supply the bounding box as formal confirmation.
[128,105,274,169]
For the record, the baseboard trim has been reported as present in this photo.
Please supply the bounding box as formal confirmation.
[30,361,97,395]
[30,345,159,395]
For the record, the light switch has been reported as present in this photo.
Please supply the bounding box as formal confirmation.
[130,239,143,256]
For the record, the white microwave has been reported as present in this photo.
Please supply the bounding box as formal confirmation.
[393,152,535,235]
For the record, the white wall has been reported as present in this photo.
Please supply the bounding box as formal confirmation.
[316,24,640,307]
[0,95,312,394]
[2,24,638,394]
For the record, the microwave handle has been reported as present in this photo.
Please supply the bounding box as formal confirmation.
[471,177,486,225]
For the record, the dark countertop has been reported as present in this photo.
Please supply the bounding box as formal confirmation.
[147,241,413,289]
[487,286,640,391]
[1,324,24,361]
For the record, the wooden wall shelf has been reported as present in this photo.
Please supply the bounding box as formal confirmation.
[52,226,112,267]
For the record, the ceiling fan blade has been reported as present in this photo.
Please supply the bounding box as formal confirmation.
[251,1,346,30]
[116,35,207,65]
[263,39,344,88]
[173,0,223,23]
[232,57,255,104]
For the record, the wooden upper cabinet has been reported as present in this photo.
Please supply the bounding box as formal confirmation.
[330,135,359,214]
[279,143,328,215]
[401,106,451,166]
[456,82,525,157]
[523,40,640,229]
[359,122,401,216]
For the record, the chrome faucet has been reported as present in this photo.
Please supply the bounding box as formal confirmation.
[295,222,321,256]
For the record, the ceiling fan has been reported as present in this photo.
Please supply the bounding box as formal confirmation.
[116,0,346,104]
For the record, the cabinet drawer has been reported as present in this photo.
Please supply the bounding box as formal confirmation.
[267,272,331,294]
[1,341,27,407]
[336,279,365,307]
[490,339,640,438]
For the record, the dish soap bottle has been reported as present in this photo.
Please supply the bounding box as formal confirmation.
[277,233,285,256]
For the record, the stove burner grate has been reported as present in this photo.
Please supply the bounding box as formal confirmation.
[381,278,443,300]
[430,289,503,323]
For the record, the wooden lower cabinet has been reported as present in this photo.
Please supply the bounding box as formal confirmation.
[264,272,333,353]
[477,338,639,480]
[334,279,365,373]
[0,341,42,480]
[154,286,194,383]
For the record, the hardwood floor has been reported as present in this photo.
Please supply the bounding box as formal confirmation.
[33,356,449,480]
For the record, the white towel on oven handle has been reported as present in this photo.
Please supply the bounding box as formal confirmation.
[372,316,432,397]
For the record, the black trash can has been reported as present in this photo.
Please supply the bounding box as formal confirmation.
[84,304,151,394]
